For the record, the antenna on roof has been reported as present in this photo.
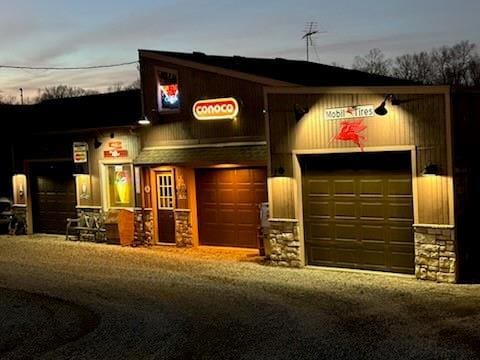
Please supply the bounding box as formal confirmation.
[302,21,326,62]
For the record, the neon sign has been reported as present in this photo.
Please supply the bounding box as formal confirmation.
[193,98,239,120]
[331,119,367,151]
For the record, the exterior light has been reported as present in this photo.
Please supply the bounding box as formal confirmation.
[422,163,440,177]
[93,137,102,149]
[294,104,309,122]
[138,116,151,126]
[273,166,286,177]
[375,94,407,116]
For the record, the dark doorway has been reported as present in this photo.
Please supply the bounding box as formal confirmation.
[30,161,77,234]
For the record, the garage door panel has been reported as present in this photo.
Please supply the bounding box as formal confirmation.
[359,179,383,197]
[309,222,332,239]
[201,189,217,203]
[308,247,331,264]
[308,201,330,218]
[307,179,330,196]
[334,224,357,241]
[361,225,385,241]
[388,225,414,243]
[388,203,414,220]
[360,202,384,219]
[302,152,414,273]
[236,209,256,224]
[197,168,266,248]
[236,189,255,203]
[334,202,356,218]
[387,179,412,196]
[333,180,355,196]
[218,189,235,204]
[363,250,387,266]
[218,209,236,224]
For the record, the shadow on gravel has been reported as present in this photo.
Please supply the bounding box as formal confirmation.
[0,288,100,359]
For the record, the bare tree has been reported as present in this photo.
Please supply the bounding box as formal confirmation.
[0,94,17,104]
[35,85,99,103]
[392,52,435,84]
[431,41,476,85]
[352,48,391,76]
[106,79,140,93]
[468,54,480,86]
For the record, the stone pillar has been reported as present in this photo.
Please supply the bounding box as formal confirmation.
[133,209,153,246]
[265,219,301,267]
[414,225,456,283]
[174,209,192,247]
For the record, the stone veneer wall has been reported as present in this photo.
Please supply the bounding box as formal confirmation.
[174,209,192,247]
[265,219,301,267]
[414,225,456,283]
[134,209,153,246]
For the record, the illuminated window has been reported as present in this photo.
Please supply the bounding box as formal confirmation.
[157,172,175,209]
[156,68,180,112]
[106,164,134,208]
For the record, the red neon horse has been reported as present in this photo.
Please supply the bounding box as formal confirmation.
[331,119,367,151]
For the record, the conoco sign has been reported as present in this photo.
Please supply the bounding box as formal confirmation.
[193,97,239,120]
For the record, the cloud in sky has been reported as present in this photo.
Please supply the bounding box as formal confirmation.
[1,0,479,100]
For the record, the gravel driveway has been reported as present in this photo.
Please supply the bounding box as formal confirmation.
[0,235,479,359]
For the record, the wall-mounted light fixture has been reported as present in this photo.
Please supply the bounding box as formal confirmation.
[138,108,156,126]
[93,137,102,149]
[374,94,402,116]
[422,163,440,177]
[294,104,309,122]
[138,116,151,125]
[273,166,286,177]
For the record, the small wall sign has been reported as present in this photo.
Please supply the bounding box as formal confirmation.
[103,139,128,159]
[73,142,88,163]
[193,97,239,120]
[324,105,375,120]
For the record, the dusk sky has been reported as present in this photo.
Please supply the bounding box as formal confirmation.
[1,0,479,101]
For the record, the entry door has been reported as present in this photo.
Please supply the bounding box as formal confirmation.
[156,171,176,244]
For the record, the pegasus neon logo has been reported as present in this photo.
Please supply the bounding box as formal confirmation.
[331,119,367,151]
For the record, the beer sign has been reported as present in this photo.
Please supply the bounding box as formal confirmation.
[73,142,88,163]
[193,97,239,120]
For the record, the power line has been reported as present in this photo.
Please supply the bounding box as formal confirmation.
[0,60,138,71]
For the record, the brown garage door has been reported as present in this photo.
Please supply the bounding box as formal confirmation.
[302,152,414,274]
[196,168,267,248]
[31,162,77,234]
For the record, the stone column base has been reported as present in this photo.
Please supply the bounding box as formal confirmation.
[134,209,153,246]
[414,225,456,283]
[264,219,301,267]
[174,209,192,247]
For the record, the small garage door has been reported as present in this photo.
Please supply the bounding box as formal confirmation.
[196,168,267,248]
[31,162,77,234]
[302,152,414,274]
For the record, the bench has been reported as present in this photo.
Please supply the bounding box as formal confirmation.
[66,211,106,242]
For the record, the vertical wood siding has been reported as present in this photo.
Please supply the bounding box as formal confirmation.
[140,57,266,146]
[268,92,451,225]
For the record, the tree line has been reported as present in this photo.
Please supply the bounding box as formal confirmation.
[0,79,140,105]
[352,40,480,86]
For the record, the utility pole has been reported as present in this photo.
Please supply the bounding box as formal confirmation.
[19,88,24,105]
